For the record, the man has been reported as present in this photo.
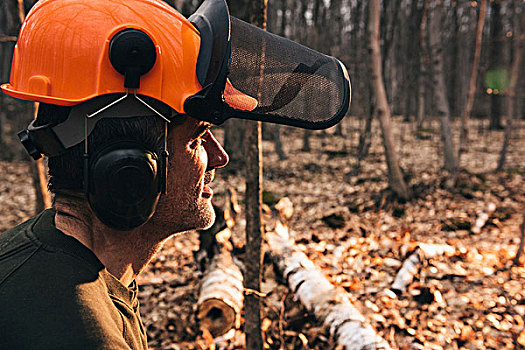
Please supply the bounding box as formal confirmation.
[0,0,350,348]
[0,107,226,349]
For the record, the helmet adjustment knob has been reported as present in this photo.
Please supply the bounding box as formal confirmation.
[109,29,157,89]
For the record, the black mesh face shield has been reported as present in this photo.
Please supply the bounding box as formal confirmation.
[185,0,351,130]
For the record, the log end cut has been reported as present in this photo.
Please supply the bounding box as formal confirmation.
[198,297,238,338]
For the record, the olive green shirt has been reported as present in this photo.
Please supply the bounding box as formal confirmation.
[0,209,148,349]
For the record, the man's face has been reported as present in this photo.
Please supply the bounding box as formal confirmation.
[148,116,228,234]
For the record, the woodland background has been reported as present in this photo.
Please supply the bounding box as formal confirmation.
[1,0,524,349]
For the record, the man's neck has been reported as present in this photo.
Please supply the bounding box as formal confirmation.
[54,197,164,287]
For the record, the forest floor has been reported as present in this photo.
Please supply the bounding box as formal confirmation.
[0,116,523,350]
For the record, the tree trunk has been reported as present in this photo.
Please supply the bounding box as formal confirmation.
[458,0,486,166]
[404,0,423,122]
[223,120,245,171]
[489,0,504,130]
[242,0,266,348]
[369,0,410,201]
[513,214,525,266]
[448,1,459,119]
[244,112,264,349]
[270,0,287,160]
[328,0,343,138]
[0,0,23,159]
[273,124,286,160]
[349,1,367,119]
[416,62,426,130]
[428,1,457,174]
[497,4,524,171]
[416,0,430,131]
[353,99,374,175]
[301,130,311,152]
[380,0,401,106]
[243,124,263,350]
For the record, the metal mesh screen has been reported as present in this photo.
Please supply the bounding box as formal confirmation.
[228,17,350,128]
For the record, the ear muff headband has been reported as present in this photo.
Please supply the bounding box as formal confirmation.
[87,141,161,230]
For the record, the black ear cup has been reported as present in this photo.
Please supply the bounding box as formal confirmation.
[87,143,161,230]
[109,29,157,89]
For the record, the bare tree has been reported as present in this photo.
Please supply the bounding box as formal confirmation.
[300,0,323,152]
[267,0,287,160]
[380,0,401,106]
[353,102,374,175]
[243,0,266,348]
[0,0,23,158]
[369,0,410,201]
[458,0,487,166]
[428,1,457,175]
[488,0,505,130]
[497,3,524,171]
[416,0,430,130]
[403,0,423,121]
[330,0,344,136]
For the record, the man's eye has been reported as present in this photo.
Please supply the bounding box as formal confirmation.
[190,136,207,148]
[189,126,211,149]
[190,139,201,148]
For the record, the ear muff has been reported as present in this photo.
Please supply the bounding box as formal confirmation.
[87,142,161,230]
[109,29,157,89]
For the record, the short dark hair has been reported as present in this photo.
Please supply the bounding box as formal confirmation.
[35,103,167,193]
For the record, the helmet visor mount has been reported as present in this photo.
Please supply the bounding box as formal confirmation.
[185,0,351,130]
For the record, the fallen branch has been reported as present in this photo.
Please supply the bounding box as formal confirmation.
[471,202,497,234]
[267,221,392,350]
[391,243,455,294]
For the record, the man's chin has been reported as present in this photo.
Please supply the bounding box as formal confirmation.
[151,197,216,233]
[197,205,216,230]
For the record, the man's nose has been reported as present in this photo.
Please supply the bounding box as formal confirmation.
[204,132,229,169]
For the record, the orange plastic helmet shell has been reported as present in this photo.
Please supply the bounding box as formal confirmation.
[0,0,257,113]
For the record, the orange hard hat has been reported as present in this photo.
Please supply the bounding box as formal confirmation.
[0,0,256,113]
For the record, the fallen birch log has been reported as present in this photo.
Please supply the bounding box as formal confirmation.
[196,189,243,337]
[267,221,392,350]
[197,243,244,337]
[471,202,497,234]
[391,243,456,294]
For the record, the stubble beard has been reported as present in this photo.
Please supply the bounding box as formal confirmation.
[152,188,216,236]
[182,194,216,231]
